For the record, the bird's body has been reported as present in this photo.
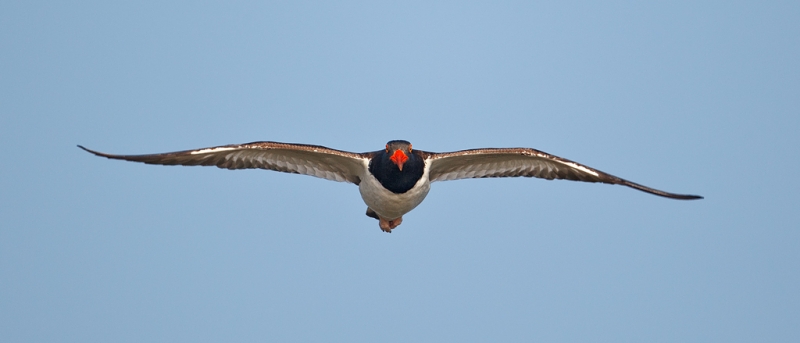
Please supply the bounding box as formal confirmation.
[359,161,430,223]
[79,140,702,233]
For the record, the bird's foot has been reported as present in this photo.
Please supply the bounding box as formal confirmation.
[390,217,403,229]
[378,216,403,233]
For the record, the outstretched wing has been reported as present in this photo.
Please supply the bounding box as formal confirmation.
[423,148,702,200]
[79,141,369,184]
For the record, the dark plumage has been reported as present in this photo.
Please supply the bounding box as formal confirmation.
[368,140,425,194]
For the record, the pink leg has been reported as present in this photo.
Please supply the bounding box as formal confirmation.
[389,216,403,229]
[378,216,404,233]
[379,218,393,233]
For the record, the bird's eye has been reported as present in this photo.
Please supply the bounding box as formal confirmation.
[385,144,389,153]
[408,144,412,152]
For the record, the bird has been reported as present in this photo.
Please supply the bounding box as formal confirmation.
[78,140,702,233]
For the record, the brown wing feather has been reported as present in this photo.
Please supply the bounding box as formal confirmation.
[78,142,368,184]
[422,148,702,200]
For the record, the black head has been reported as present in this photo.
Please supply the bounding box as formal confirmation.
[369,140,424,194]
[385,140,413,171]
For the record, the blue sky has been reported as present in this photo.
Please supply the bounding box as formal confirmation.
[2,1,798,342]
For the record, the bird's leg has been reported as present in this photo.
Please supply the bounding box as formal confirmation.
[389,216,403,229]
[378,216,403,233]
[378,218,393,233]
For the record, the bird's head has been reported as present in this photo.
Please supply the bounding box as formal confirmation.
[385,140,413,171]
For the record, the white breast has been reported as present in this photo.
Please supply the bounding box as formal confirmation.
[358,159,431,220]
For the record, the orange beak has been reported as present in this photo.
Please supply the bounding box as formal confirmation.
[389,150,408,171]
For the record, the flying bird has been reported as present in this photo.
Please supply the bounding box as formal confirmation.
[79,140,702,232]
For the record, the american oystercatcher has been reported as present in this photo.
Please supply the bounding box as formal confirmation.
[79,140,702,232]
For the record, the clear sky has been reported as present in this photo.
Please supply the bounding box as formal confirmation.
[2,1,798,342]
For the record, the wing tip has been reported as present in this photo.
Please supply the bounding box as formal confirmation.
[77,144,99,155]
[621,179,703,200]
[671,194,704,200]
[77,144,121,160]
